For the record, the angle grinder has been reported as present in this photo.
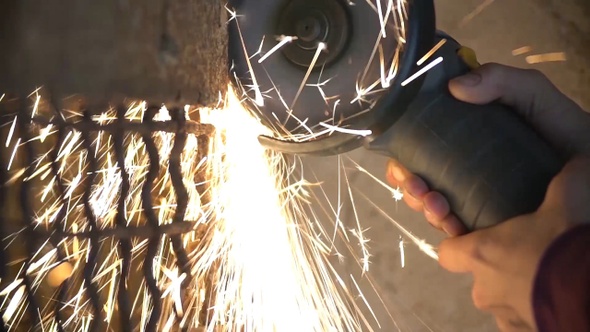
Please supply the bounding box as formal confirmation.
[228,0,563,230]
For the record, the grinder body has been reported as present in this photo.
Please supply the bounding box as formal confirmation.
[366,34,563,230]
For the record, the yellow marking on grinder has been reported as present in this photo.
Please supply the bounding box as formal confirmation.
[457,47,480,69]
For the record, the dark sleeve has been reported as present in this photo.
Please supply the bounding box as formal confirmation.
[533,224,590,332]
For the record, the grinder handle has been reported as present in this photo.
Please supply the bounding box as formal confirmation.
[367,47,564,230]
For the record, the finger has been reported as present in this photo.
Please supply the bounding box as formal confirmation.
[402,174,429,212]
[449,63,590,156]
[402,190,424,212]
[439,214,467,237]
[423,191,450,221]
[494,316,533,332]
[438,235,478,273]
[542,155,590,224]
[386,159,409,187]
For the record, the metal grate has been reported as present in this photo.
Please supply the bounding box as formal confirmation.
[0,98,216,331]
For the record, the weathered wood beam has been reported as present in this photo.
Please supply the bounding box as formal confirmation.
[0,0,228,107]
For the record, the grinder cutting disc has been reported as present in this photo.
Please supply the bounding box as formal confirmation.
[229,0,434,155]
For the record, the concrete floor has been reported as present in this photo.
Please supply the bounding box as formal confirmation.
[304,0,590,331]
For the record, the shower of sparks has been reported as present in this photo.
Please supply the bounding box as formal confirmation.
[0,87,383,331]
[525,52,567,64]
[258,35,297,63]
[401,57,444,87]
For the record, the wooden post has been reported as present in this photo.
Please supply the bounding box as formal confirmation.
[0,0,228,107]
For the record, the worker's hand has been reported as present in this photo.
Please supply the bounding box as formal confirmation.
[385,63,590,236]
[438,156,590,331]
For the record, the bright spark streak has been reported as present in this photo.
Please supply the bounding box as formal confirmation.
[525,52,567,64]
[399,236,405,268]
[230,7,265,106]
[512,46,532,56]
[459,0,495,27]
[6,116,17,148]
[379,45,389,88]
[3,285,25,324]
[401,56,443,87]
[318,123,372,137]
[353,162,403,201]
[417,39,447,66]
[7,138,20,171]
[258,35,297,63]
[376,0,388,38]
[350,274,381,328]
[290,42,326,112]
[32,94,41,118]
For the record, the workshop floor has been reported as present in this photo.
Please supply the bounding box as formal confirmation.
[304,0,590,331]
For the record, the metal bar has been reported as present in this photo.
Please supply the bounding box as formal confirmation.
[113,106,133,330]
[79,111,104,332]
[31,116,215,138]
[17,106,42,329]
[46,108,69,332]
[168,108,191,325]
[141,106,164,332]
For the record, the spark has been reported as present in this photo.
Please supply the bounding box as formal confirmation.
[375,0,390,38]
[399,236,405,268]
[7,138,20,171]
[401,56,443,87]
[3,285,25,325]
[525,52,567,64]
[258,35,297,63]
[512,46,532,56]
[290,42,327,112]
[459,0,495,28]
[318,122,372,137]
[31,94,41,118]
[227,6,265,106]
[354,163,403,201]
[350,274,380,328]
[6,116,17,147]
[417,38,447,66]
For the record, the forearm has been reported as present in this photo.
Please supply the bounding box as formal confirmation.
[533,224,590,332]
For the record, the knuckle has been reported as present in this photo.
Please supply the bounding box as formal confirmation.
[471,287,488,310]
[523,68,548,83]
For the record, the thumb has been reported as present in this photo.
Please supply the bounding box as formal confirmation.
[449,63,590,157]
[541,156,590,224]
[438,234,478,273]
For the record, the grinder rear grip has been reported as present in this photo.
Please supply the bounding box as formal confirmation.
[366,35,563,230]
